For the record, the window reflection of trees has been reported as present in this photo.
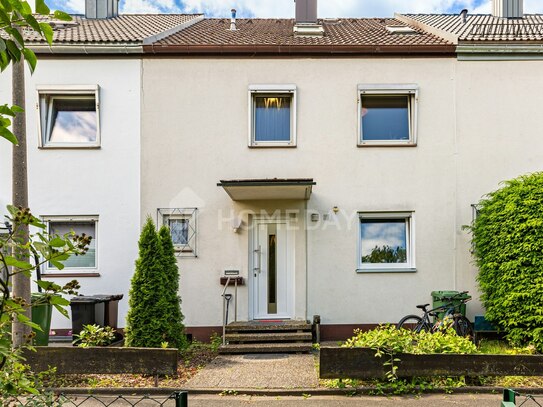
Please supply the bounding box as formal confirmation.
[361,245,407,264]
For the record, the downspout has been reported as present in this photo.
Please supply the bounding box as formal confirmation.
[305,199,309,321]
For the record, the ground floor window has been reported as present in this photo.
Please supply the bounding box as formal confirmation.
[358,212,415,272]
[43,216,98,271]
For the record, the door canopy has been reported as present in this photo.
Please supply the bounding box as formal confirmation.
[217,178,315,201]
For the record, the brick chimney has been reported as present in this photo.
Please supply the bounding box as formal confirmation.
[492,0,523,18]
[85,0,119,19]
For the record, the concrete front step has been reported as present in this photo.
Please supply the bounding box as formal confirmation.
[225,332,313,343]
[225,320,312,333]
[218,342,313,354]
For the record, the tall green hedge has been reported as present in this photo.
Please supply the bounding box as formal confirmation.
[125,217,187,349]
[471,172,543,351]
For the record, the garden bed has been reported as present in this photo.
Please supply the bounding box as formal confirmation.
[38,342,217,388]
[23,346,178,375]
[320,346,543,380]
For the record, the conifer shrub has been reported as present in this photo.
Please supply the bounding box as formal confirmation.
[125,217,187,348]
[158,225,187,349]
[470,172,543,351]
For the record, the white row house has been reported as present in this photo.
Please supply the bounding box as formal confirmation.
[1,0,542,341]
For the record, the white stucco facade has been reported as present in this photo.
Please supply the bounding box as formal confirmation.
[2,49,542,339]
[140,55,543,336]
[0,58,142,330]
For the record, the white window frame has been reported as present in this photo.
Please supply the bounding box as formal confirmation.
[41,215,99,273]
[158,208,198,258]
[248,84,297,147]
[357,84,418,147]
[37,84,101,148]
[357,211,416,273]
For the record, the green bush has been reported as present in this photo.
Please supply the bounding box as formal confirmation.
[469,172,543,351]
[343,325,477,355]
[125,217,187,349]
[74,324,116,347]
[343,325,476,385]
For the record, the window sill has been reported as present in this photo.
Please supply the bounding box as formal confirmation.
[249,144,297,149]
[41,272,101,278]
[356,268,417,274]
[174,248,194,253]
[38,145,101,150]
[357,142,417,148]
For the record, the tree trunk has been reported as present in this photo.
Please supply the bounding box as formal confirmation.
[11,54,31,348]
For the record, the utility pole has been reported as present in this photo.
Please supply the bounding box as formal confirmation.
[11,51,31,348]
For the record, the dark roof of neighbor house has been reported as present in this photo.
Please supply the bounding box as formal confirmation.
[399,13,543,43]
[144,17,455,55]
[25,14,202,45]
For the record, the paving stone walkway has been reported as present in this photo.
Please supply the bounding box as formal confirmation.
[185,353,319,389]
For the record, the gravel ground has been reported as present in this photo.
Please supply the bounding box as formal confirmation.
[185,353,319,389]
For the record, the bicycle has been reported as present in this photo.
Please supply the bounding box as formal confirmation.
[397,291,474,339]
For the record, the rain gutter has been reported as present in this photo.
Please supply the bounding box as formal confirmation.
[143,43,456,57]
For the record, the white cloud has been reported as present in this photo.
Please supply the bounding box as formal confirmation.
[123,0,180,13]
[53,0,84,14]
[51,0,543,17]
[166,0,503,18]
[524,0,543,13]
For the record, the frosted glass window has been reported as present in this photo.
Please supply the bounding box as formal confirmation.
[169,218,189,245]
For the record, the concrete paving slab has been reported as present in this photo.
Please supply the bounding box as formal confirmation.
[39,394,504,407]
[185,353,319,389]
[188,394,504,406]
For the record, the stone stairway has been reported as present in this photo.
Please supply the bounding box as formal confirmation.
[219,320,313,354]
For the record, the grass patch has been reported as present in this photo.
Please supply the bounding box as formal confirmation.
[477,339,536,355]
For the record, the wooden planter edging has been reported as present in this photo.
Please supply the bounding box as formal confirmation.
[22,347,178,375]
[320,347,543,379]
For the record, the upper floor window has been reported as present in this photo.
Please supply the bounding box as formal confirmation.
[358,212,416,273]
[37,85,100,148]
[249,85,296,147]
[358,84,418,146]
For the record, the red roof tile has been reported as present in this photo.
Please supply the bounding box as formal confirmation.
[147,18,454,55]
[25,14,202,44]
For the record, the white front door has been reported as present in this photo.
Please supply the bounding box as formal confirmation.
[251,218,294,320]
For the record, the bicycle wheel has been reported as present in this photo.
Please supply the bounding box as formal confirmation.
[397,315,431,333]
[452,315,474,340]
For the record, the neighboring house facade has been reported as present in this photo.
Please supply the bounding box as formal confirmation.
[1,0,542,340]
[398,6,543,327]
[0,8,203,331]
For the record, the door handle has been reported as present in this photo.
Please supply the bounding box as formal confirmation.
[254,245,261,275]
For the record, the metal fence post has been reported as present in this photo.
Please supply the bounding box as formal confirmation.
[501,389,516,407]
[175,391,188,407]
